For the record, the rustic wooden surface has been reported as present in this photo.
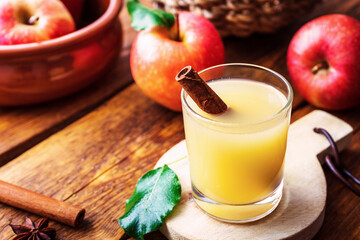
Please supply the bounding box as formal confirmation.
[0,10,136,166]
[0,0,359,239]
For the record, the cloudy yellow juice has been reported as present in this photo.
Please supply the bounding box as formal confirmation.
[182,78,291,221]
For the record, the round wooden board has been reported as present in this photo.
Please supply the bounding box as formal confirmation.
[154,111,354,240]
[155,140,325,240]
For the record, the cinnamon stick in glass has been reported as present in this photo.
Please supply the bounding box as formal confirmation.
[0,180,85,227]
[176,66,228,114]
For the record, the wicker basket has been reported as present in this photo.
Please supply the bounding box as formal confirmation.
[149,0,320,37]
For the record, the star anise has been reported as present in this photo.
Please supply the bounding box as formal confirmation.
[9,217,56,240]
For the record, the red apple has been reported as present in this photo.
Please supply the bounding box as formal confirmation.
[0,0,75,45]
[287,14,360,110]
[130,11,225,111]
[60,0,83,24]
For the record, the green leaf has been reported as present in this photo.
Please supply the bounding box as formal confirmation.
[126,0,175,31]
[119,164,181,240]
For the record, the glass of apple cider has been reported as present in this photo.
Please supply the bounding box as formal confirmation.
[181,63,293,222]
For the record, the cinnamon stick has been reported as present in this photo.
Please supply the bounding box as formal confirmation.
[176,66,228,114]
[0,180,85,227]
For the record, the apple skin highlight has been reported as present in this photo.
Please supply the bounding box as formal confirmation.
[287,14,360,110]
[130,11,225,111]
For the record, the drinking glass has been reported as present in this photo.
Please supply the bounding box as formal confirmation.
[181,63,293,222]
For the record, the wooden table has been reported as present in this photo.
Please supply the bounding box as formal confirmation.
[0,0,359,239]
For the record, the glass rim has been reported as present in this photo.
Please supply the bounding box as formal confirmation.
[181,63,293,127]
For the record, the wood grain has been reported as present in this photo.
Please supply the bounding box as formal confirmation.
[291,105,360,240]
[0,7,136,166]
[0,84,358,240]
[0,84,184,240]
[317,130,360,240]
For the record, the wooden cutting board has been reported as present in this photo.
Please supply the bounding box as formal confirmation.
[154,110,353,240]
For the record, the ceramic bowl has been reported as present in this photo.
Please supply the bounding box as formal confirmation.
[0,0,122,106]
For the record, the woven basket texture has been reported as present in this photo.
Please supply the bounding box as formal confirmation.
[149,0,321,37]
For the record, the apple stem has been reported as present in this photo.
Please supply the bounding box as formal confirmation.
[312,61,329,74]
[28,16,40,25]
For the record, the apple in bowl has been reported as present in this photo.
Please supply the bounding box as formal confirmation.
[0,0,122,106]
[287,14,360,110]
[0,0,75,45]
